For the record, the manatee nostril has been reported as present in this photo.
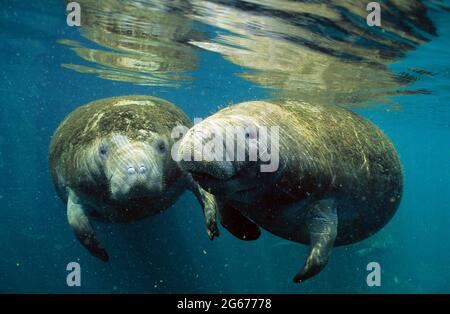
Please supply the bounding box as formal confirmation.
[139,165,147,173]
[127,166,136,175]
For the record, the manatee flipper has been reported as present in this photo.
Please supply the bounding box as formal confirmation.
[220,203,261,241]
[67,190,109,262]
[294,198,337,283]
[189,177,220,240]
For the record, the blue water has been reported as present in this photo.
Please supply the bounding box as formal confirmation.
[1,1,450,293]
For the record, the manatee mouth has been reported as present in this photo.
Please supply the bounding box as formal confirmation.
[190,168,260,199]
[191,171,218,181]
[191,170,239,182]
[108,175,164,202]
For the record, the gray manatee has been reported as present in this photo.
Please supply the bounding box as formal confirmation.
[177,100,402,282]
[49,95,218,261]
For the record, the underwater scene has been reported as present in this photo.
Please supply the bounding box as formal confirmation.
[1,0,450,294]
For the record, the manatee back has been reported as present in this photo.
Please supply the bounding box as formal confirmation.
[273,100,402,244]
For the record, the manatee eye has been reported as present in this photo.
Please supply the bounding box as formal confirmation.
[98,145,108,160]
[244,127,257,140]
[155,140,166,154]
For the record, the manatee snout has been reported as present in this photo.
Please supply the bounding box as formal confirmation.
[176,125,237,181]
[106,142,163,201]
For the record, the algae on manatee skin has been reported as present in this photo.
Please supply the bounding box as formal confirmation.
[52,95,191,150]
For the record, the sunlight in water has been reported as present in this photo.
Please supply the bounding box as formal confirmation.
[60,0,443,107]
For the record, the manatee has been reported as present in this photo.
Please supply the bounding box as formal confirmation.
[49,95,218,261]
[176,100,402,282]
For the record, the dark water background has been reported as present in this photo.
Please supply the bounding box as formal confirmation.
[1,0,450,293]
